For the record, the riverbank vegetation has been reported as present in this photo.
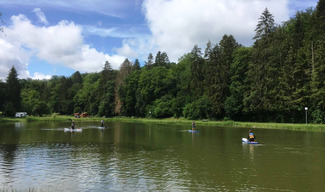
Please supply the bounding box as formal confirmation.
[1,115,325,132]
[1,1,325,124]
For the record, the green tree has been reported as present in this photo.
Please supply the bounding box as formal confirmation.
[97,80,116,117]
[117,59,133,80]
[172,54,192,117]
[21,89,40,114]
[0,80,6,111]
[150,95,174,118]
[73,73,100,114]
[275,9,314,122]
[32,101,50,116]
[71,71,83,84]
[136,67,176,116]
[204,35,238,118]
[6,67,21,111]
[204,42,221,117]
[133,59,141,71]
[183,95,211,120]
[145,53,154,69]
[254,7,275,40]
[4,101,15,117]
[310,0,325,123]
[70,71,83,112]
[97,61,116,117]
[244,8,276,121]
[190,45,205,98]
[47,76,74,114]
[225,47,251,120]
[119,70,141,116]
[155,51,170,67]
[115,59,132,115]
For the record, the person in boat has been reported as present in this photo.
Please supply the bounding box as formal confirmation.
[192,121,196,131]
[71,120,76,130]
[247,130,256,142]
[100,120,104,127]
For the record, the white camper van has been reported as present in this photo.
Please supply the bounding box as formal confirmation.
[15,112,27,118]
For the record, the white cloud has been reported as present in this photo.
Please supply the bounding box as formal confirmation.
[142,0,290,62]
[33,8,48,25]
[82,25,148,39]
[115,39,139,58]
[32,72,51,80]
[0,14,125,80]
[76,44,125,71]
[112,34,156,63]
[0,38,31,80]
[82,25,118,38]
[0,0,318,80]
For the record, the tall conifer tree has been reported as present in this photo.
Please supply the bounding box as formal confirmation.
[6,66,21,111]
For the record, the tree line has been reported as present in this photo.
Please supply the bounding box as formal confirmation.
[1,1,325,123]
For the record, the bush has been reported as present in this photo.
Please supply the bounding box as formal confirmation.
[32,102,50,117]
[51,113,58,120]
[183,96,211,120]
[97,100,114,117]
[3,101,16,117]
[311,109,324,124]
[151,95,174,118]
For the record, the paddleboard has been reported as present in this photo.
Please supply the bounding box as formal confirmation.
[99,127,105,129]
[188,130,199,133]
[242,138,258,144]
[64,128,82,132]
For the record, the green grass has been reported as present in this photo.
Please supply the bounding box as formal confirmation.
[1,115,324,131]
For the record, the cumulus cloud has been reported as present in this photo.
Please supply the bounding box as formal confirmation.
[0,14,125,80]
[0,38,31,80]
[113,34,156,63]
[115,39,139,58]
[0,0,318,80]
[141,0,290,62]
[32,72,51,80]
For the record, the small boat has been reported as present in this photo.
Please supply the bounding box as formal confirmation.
[64,128,82,132]
[242,138,258,144]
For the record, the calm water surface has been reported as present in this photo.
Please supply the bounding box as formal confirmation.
[0,121,325,191]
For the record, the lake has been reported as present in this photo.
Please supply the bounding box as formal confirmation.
[0,121,325,191]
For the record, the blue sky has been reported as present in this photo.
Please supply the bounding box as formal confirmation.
[0,0,319,80]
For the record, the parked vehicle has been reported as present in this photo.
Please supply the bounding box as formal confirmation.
[15,112,27,118]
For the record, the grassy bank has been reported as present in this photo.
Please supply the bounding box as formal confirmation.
[1,115,324,131]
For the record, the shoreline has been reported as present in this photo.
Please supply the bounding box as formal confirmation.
[1,115,324,132]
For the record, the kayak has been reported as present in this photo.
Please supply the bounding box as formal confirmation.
[242,138,258,144]
[188,130,199,133]
[64,128,82,132]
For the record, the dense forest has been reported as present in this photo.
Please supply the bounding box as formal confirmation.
[1,1,325,123]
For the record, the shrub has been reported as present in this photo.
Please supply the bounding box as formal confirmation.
[32,102,50,117]
[3,101,16,117]
[311,109,324,124]
[183,96,211,120]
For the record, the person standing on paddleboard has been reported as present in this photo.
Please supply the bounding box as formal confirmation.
[100,120,104,127]
[248,130,256,142]
[192,121,196,131]
[71,120,76,130]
